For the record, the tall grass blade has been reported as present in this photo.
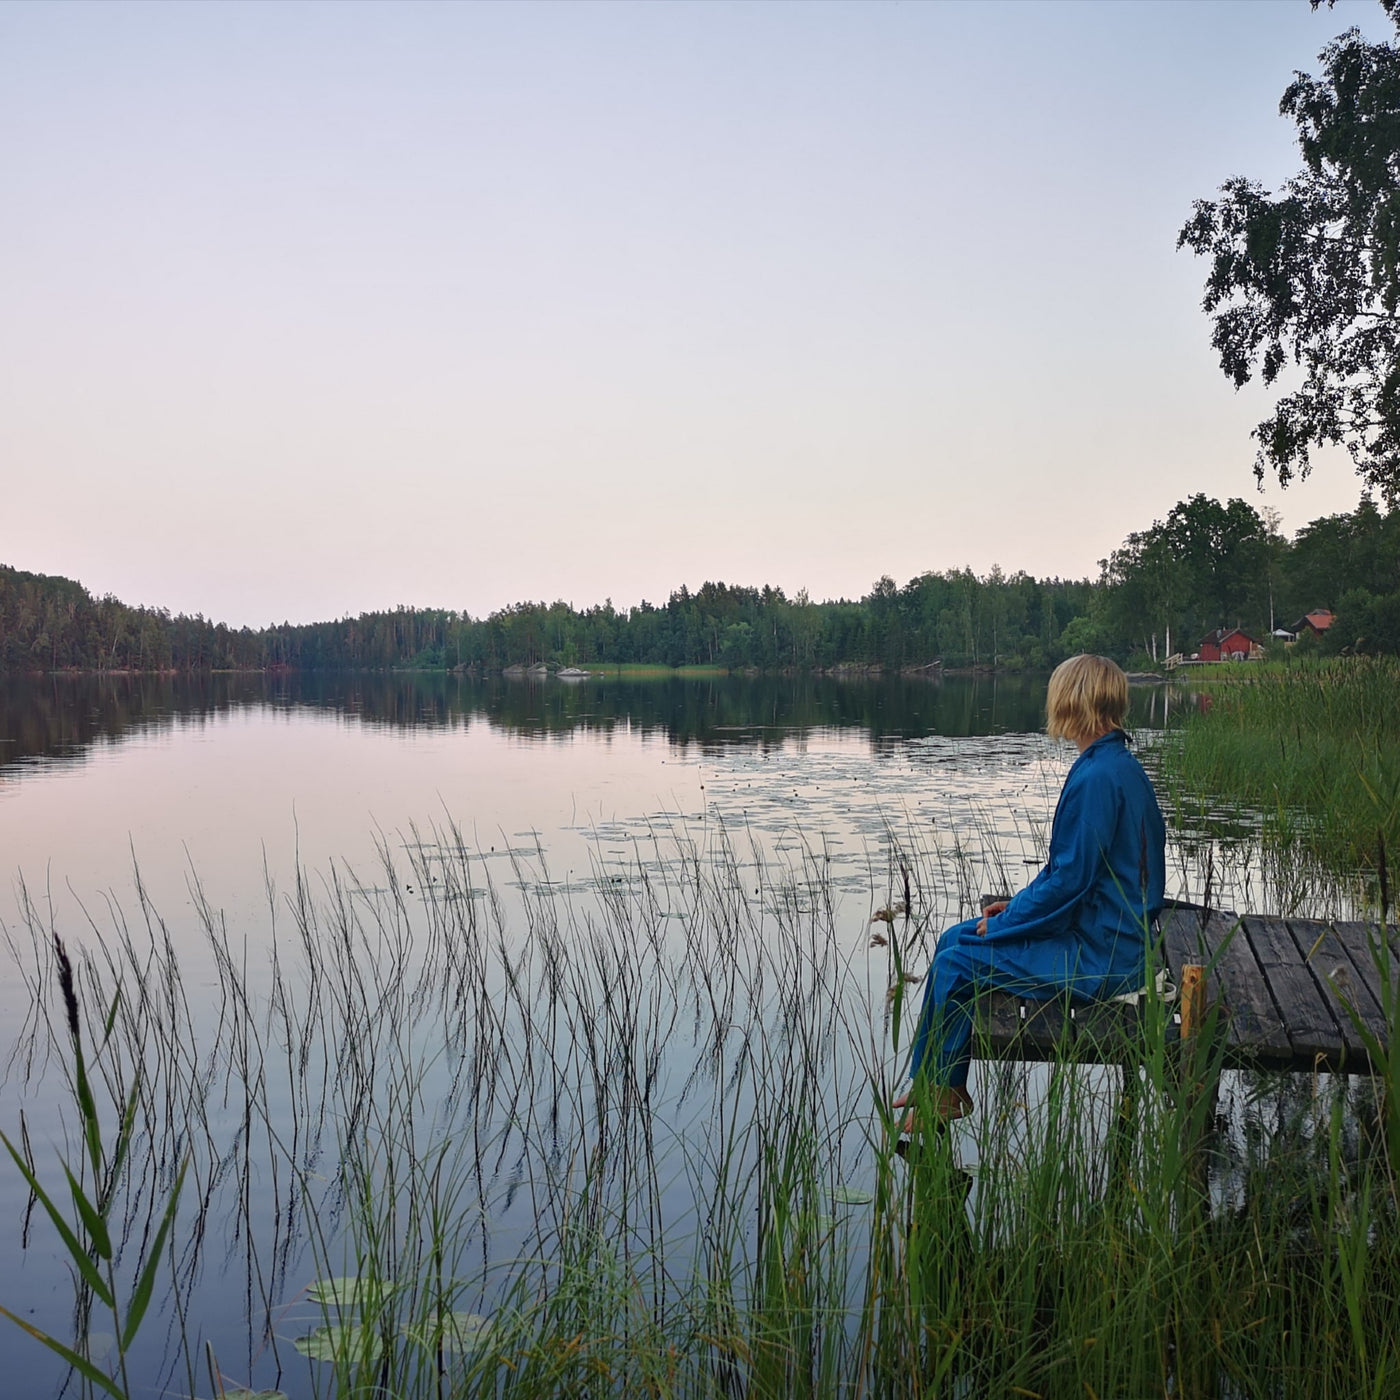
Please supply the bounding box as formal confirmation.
[96,988,122,1058]
[0,1306,126,1400]
[61,1163,112,1261]
[1,1135,114,1307]
[120,1158,187,1352]
[102,1079,142,1207]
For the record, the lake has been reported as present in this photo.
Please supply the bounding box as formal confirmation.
[1,671,1205,1397]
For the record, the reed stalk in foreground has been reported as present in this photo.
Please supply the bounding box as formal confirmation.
[1,820,1398,1398]
[0,933,187,1400]
[1158,657,1400,912]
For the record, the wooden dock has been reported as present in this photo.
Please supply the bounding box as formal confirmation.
[979,907,1396,1073]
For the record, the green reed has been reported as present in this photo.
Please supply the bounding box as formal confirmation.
[1156,657,1400,913]
[0,932,188,1400]
[2,817,1398,1399]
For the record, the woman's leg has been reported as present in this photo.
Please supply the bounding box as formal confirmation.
[896,926,1097,1128]
[905,921,983,1088]
[912,929,992,1094]
[896,921,982,1125]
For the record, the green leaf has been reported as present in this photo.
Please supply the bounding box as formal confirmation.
[831,1185,874,1206]
[97,988,123,1057]
[63,1164,112,1262]
[103,1080,143,1213]
[291,1321,386,1364]
[0,1305,125,1400]
[73,1050,104,1186]
[305,1275,384,1309]
[120,1156,186,1351]
[0,1135,114,1308]
[402,1310,492,1354]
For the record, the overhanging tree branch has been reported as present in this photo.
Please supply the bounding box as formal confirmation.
[1180,2,1400,503]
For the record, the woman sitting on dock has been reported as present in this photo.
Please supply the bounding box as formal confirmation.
[895,653,1166,1132]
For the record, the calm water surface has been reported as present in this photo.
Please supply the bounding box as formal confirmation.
[2,671,1117,925]
[2,672,1183,1396]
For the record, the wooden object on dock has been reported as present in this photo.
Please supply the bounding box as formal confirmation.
[1179,964,1206,1042]
[974,908,1395,1072]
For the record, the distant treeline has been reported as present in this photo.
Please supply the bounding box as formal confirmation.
[4,495,1399,673]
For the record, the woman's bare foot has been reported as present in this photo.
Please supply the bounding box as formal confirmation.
[891,1086,973,1134]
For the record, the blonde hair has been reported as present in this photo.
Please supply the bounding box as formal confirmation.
[1046,654,1128,745]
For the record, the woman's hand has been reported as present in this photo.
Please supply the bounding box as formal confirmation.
[976,900,1009,935]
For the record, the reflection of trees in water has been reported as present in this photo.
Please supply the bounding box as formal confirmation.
[2,672,1145,771]
[0,673,267,770]
[473,673,1059,749]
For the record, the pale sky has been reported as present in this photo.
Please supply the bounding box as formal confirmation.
[1,0,1388,628]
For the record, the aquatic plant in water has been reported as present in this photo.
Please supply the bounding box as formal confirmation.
[0,934,187,1400]
[1156,657,1400,915]
[1,816,1397,1398]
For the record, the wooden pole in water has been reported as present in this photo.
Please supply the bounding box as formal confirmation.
[1176,961,1217,1395]
[1178,963,1214,1189]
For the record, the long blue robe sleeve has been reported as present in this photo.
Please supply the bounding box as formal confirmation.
[984,729,1166,983]
[990,778,1116,940]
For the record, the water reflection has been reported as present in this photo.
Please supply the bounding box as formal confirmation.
[1,671,1171,772]
[0,672,1363,1399]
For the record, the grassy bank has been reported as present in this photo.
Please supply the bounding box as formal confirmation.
[1157,657,1400,910]
[3,827,1398,1399]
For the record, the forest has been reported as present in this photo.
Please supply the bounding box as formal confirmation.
[3,494,1399,674]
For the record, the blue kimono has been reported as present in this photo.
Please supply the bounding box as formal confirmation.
[906,728,1166,1089]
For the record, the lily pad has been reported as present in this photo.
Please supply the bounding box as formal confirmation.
[831,1186,874,1206]
[402,1310,492,1354]
[291,1322,385,1363]
[78,1331,116,1361]
[306,1276,384,1308]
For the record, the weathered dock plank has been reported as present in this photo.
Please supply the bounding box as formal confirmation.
[973,910,1393,1074]
[1322,922,1395,1044]
[978,991,1140,1064]
[1161,909,1293,1064]
[1279,917,1376,1065]
[1246,916,1352,1067]
[1020,996,1073,1053]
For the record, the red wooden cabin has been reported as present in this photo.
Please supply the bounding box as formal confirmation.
[1197,627,1263,662]
[1289,609,1335,638]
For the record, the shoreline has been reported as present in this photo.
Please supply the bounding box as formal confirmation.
[4,661,1176,681]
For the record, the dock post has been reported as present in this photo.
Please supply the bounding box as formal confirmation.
[1177,963,1219,1209]
[1176,963,1220,1396]
[1179,964,1206,1043]
[1177,962,1220,1195]
[1178,964,1215,1146]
